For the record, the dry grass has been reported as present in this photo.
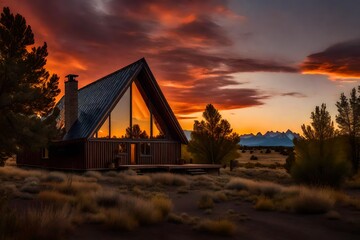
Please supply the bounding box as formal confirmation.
[83,171,103,180]
[254,196,275,211]
[20,205,73,240]
[93,190,120,208]
[196,219,236,236]
[151,173,189,186]
[0,198,73,240]
[102,208,139,231]
[226,177,284,197]
[119,174,153,186]
[46,171,67,183]
[198,193,215,209]
[20,181,41,194]
[0,166,46,180]
[54,181,101,195]
[151,194,173,218]
[77,192,173,231]
[287,187,335,214]
[38,190,75,205]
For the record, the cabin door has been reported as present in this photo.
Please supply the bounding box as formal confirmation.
[130,143,137,165]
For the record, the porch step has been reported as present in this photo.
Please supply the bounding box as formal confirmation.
[186,168,206,175]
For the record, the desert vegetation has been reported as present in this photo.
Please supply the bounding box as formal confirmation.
[1,156,360,239]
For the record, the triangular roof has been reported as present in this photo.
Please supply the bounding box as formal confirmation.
[56,58,188,144]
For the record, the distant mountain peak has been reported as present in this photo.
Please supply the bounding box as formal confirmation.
[239,130,299,147]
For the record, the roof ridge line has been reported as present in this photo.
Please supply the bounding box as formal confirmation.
[77,58,145,92]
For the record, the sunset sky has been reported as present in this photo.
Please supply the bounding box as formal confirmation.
[2,0,360,134]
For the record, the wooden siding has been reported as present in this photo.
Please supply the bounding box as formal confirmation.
[17,139,86,170]
[85,139,181,169]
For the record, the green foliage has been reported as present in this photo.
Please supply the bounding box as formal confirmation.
[336,86,360,173]
[187,104,240,164]
[292,104,351,186]
[0,7,60,159]
[291,138,351,187]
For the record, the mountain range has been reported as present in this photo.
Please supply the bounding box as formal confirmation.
[183,130,300,147]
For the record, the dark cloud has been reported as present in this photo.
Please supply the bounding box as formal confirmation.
[164,76,269,114]
[281,92,307,98]
[301,39,360,79]
[4,0,296,115]
[171,16,232,46]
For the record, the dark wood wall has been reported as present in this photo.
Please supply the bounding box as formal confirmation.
[17,139,86,170]
[17,139,181,170]
[85,139,181,169]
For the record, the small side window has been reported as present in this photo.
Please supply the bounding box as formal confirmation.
[140,143,151,155]
[42,148,49,159]
[118,143,127,153]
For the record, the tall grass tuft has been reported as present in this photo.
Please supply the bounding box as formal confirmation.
[226,177,284,197]
[287,187,335,214]
[151,173,189,186]
[196,219,236,236]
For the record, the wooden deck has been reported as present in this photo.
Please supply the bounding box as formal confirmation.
[118,164,222,175]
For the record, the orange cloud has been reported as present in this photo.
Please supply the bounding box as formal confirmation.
[301,39,360,80]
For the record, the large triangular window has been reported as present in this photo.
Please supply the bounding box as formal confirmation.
[94,79,166,139]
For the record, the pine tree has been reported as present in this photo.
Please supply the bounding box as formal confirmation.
[187,104,240,165]
[291,104,350,186]
[0,7,60,162]
[336,86,360,173]
[301,103,335,142]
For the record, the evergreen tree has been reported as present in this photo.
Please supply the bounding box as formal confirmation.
[0,7,60,162]
[291,104,350,186]
[301,103,335,141]
[125,124,148,139]
[336,86,360,173]
[187,104,240,165]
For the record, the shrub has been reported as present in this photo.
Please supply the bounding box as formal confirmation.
[265,149,271,154]
[250,155,258,160]
[288,187,335,214]
[55,181,101,195]
[254,196,275,211]
[20,181,40,194]
[84,171,103,180]
[151,173,188,186]
[198,193,214,209]
[285,151,295,174]
[103,209,138,231]
[38,191,75,205]
[46,172,67,183]
[151,195,173,218]
[291,138,351,187]
[226,178,284,197]
[119,174,152,186]
[196,219,236,236]
[93,190,119,208]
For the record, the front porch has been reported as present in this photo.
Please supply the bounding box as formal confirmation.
[118,164,222,175]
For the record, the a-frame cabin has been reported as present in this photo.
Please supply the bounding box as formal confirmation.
[17,58,188,170]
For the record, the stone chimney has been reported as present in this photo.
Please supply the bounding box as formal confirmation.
[65,74,79,132]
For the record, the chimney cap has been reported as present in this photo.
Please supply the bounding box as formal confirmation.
[65,74,79,82]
